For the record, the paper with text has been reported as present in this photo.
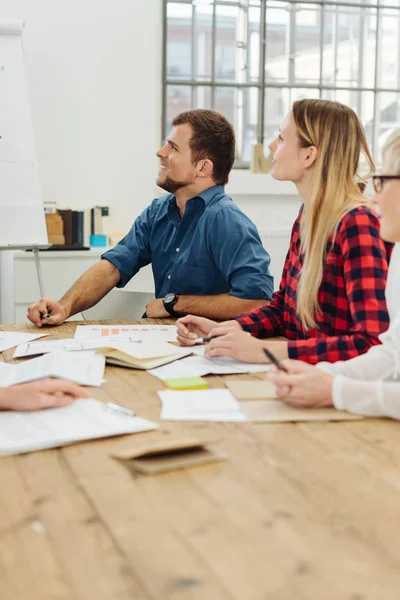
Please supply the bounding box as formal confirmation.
[0,351,105,387]
[158,389,246,422]
[14,336,141,358]
[74,324,177,341]
[0,398,158,456]
[0,332,47,353]
[149,354,270,380]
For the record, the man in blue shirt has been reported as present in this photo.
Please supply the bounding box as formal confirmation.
[27,110,273,326]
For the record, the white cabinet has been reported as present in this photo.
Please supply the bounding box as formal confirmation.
[13,249,102,322]
[1,249,154,323]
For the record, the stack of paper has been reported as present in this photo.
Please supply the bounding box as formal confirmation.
[0,399,158,457]
[158,389,246,422]
[0,351,105,387]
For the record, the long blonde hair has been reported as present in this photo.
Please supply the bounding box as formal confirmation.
[294,99,375,330]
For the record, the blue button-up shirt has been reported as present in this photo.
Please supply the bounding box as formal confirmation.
[102,185,273,300]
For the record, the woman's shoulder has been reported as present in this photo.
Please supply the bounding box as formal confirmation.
[336,204,381,236]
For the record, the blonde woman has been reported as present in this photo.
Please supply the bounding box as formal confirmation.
[268,129,400,417]
[177,99,391,365]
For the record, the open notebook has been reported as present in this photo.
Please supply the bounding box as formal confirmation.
[96,341,193,370]
[0,399,158,457]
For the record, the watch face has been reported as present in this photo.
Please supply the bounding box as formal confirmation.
[164,293,176,303]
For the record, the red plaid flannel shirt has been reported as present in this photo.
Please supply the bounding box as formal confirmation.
[235,206,391,364]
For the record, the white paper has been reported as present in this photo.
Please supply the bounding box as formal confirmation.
[0,332,47,353]
[149,354,270,381]
[158,389,247,422]
[0,351,105,387]
[74,324,177,342]
[14,336,141,358]
[0,398,158,457]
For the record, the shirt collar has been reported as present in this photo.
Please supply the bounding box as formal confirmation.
[167,184,225,223]
[195,184,225,205]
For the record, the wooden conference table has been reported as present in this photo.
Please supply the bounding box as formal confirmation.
[2,319,400,600]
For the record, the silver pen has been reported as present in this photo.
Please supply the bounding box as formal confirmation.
[105,402,135,417]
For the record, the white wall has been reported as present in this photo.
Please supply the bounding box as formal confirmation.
[1,0,163,233]
[0,0,299,234]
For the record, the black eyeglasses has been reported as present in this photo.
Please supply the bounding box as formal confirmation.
[372,175,400,193]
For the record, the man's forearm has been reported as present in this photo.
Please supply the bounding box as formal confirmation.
[59,260,121,318]
[175,294,269,320]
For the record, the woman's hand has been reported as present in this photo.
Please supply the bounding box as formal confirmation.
[0,379,91,412]
[205,329,288,364]
[267,360,334,407]
[176,316,242,346]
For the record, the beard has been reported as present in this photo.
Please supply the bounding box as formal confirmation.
[157,174,191,194]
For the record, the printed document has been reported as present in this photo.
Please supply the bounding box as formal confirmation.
[0,351,105,387]
[0,331,47,353]
[0,398,158,457]
[74,324,177,341]
[14,336,140,358]
[158,389,246,422]
[149,354,270,380]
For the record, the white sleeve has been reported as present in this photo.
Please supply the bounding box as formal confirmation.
[316,343,395,381]
[332,377,400,419]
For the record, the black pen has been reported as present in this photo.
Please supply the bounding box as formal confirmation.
[194,335,216,343]
[263,348,288,372]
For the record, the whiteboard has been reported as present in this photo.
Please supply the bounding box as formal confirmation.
[0,19,48,246]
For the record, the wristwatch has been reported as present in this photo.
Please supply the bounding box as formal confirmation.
[163,292,180,317]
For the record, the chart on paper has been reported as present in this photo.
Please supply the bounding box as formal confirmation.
[74,324,178,341]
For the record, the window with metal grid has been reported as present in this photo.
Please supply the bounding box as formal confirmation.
[163,0,400,167]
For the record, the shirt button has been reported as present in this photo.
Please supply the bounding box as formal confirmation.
[167,275,171,279]
[176,247,180,252]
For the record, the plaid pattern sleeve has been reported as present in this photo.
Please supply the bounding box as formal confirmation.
[287,208,390,364]
[234,215,301,336]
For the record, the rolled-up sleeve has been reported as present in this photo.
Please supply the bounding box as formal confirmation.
[207,207,274,300]
[101,203,153,287]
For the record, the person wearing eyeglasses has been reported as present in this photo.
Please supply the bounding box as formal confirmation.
[177,99,391,367]
[267,129,400,418]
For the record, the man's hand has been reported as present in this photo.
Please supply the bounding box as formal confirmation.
[145,298,170,318]
[176,315,218,345]
[177,316,243,346]
[27,298,68,327]
[0,379,91,411]
[267,360,334,408]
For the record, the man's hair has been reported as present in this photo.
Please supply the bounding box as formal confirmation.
[171,109,235,185]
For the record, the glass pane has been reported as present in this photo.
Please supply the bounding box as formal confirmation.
[264,87,290,148]
[379,0,400,6]
[165,85,192,132]
[214,87,258,163]
[294,4,321,85]
[337,7,361,88]
[376,92,400,157]
[378,10,400,89]
[359,91,375,150]
[193,86,212,109]
[194,2,213,81]
[248,6,261,84]
[167,3,192,80]
[265,2,290,84]
[215,4,247,83]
